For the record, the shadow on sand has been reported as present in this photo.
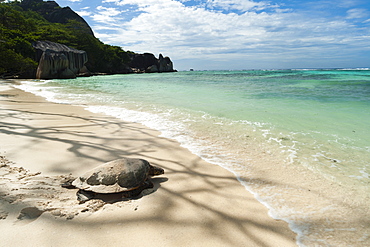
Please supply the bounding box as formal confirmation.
[0,97,301,246]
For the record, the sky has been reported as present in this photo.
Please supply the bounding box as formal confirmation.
[53,0,370,70]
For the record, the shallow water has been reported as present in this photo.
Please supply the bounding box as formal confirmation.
[16,70,370,246]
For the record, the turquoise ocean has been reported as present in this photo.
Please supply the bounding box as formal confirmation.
[17,70,370,246]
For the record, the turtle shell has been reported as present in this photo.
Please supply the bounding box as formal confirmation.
[72,158,151,193]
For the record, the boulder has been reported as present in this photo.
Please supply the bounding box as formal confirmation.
[146,65,159,73]
[77,65,92,77]
[33,41,88,79]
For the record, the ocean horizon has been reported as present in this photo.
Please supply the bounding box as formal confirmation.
[16,69,370,246]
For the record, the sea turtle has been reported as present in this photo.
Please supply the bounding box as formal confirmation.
[62,158,164,203]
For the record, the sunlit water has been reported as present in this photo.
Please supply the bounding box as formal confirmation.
[16,70,370,246]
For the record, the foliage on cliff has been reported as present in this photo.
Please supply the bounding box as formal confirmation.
[0,0,133,78]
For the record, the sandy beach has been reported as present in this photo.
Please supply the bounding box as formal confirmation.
[0,81,296,246]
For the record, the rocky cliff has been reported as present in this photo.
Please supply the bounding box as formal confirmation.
[33,41,88,79]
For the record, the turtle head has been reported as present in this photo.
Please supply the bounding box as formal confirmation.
[149,165,164,176]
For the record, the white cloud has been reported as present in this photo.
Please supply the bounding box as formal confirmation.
[75,6,90,17]
[206,0,276,12]
[88,0,370,69]
[91,6,123,24]
[337,0,362,8]
[96,6,122,16]
[76,10,92,17]
[346,8,369,19]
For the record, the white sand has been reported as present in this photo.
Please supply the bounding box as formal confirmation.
[0,83,297,246]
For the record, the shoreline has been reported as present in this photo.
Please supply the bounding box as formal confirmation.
[0,81,297,246]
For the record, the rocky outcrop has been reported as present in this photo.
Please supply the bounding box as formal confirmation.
[158,54,174,72]
[33,41,88,79]
[9,1,176,78]
[128,53,158,73]
[128,53,176,73]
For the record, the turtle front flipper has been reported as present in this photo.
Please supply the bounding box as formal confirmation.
[76,189,95,203]
[121,180,154,199]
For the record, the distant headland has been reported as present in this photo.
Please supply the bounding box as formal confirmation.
[0,0,176,79]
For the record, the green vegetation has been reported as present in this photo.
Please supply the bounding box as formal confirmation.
[0,1,133,78]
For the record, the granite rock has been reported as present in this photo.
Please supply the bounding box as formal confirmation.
[33,41,88,79]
